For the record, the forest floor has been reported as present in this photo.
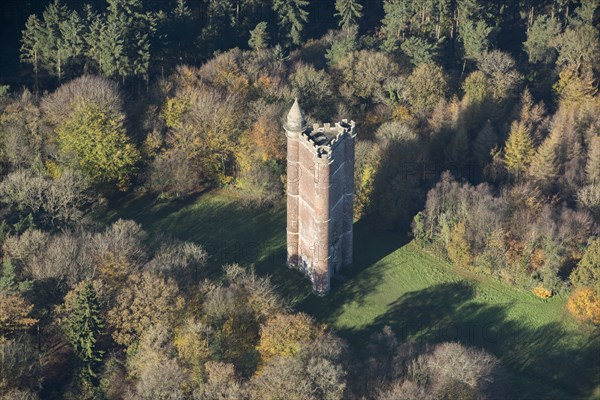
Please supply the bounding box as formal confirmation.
[105,189,600,400]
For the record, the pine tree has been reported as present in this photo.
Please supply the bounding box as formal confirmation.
[524,15,561,64]
[249,21,269,55]
[39,0,74,82]
[460,20,492,62]
[381,0,415,51]
[101,0,153,83]
[0,259,17,291]
[272,0,309,46]
[335,0,363,31]
[503,121,536,179]
[66,282,105,387]
[20,15,44,91]
[82,5,105,74]
[170,0,195,64]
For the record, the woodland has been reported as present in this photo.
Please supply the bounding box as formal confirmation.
[0,0,599,399]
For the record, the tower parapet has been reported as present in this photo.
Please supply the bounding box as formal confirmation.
[285,100,356,295]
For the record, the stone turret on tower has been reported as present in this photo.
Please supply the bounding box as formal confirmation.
[285,99,356,295]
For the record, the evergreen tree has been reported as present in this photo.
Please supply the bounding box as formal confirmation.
[66,282,105,388]
[503,121,535,179]
[401,36,438,65]
[460,20,492,63]
[335,0,363,31]
[20,15,44,91]
[82,5,105,74]
[524,15,561,64]
[35,0,75,82]
[101,0,153,83]
[170,0,195,64]
[272,0,309,46]
[381,0,415,51]
[249,21,269,54]
[0,259,17,292]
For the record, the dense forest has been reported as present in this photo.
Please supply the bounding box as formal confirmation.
[0,0,599,399]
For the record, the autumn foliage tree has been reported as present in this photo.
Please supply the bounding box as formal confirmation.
[107,271,184,347]
[503,121,535,179]
[257,312,323,364]
[0,291,37,337]
[567,287,600,325]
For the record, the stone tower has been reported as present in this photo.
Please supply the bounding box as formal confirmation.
[285,99,356,295]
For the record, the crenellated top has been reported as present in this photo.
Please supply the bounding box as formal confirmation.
[284,99,356,162]
[299,119,356,162]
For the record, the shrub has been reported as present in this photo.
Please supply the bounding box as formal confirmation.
[567,287,600,325]
[532,286,552,299]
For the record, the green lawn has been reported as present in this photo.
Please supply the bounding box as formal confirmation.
[105,190,600,400]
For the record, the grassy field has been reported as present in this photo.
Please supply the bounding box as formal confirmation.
[105,190,600,399]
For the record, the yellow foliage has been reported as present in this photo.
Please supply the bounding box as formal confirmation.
[162,97,189,129]
[503,121,535,178]
[45,159,62,179]
[173,320,210,366]
[392,105,414,124]
[532,286,552,299]
[142,130,163,159]
[257,313,323,364]
[446,221,473,269]
[530,248,546,271]
[355,162,378,220]
[567,287,600,325]
[554,67,598,106]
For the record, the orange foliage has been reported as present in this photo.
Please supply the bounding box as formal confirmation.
[567,287,600,325]
[392,105,414,124]
[530,248,546,271]
[0,291,38,335]
[250,115,286,161]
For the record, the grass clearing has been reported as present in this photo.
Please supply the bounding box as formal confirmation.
[105,190,600,399]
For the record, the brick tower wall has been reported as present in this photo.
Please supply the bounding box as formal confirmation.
[287,118,355,295]
[286,129,300,268]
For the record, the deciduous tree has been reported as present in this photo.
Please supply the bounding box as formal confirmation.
[0,291,37,337]
[56,103,140,189]
[503,121,535,179]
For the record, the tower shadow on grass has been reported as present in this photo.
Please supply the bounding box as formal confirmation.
[339,281,600,400]
[299,217,409,320]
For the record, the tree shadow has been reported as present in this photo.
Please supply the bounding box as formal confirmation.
[340,281,600,399]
